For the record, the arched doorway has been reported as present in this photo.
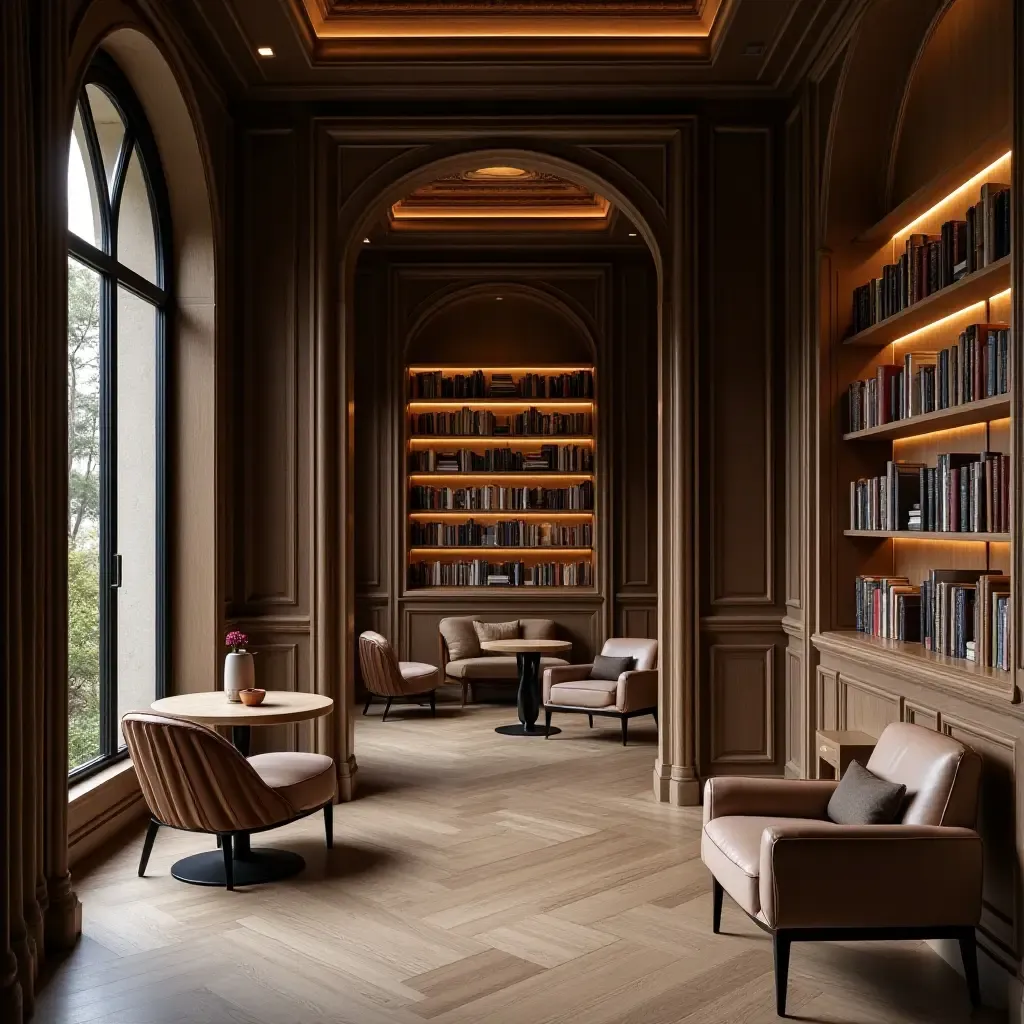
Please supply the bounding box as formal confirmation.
[312,132,699,806]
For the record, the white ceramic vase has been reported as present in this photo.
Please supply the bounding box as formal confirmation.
[224,651,255,703]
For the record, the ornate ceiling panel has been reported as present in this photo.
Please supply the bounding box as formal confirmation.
[389,165,612,232]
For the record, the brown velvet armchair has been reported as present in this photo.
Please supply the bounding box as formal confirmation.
[358,630,439,720]
[123,713,337,890]
[701,722,984,1016]
[542,638,658,744]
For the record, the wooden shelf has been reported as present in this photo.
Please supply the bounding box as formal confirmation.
[842,255,1010,348]
[855,130,1011,246]
[409,436,594,444]
[407,398,594,407]
[404,585,599,596]
[843,394,1011,441]
[409,547,594,555]
[409,472,594,480]
[813,631,1015,703]
[409,511,593,518]
[845,530,1009,541]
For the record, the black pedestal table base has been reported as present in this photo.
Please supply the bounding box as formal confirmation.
[170,848,305,887]
[496,651,561,736]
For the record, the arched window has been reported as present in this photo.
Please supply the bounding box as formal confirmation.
[66,52,171,776]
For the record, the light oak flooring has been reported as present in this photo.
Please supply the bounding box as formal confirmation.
[38,704,1004,1024]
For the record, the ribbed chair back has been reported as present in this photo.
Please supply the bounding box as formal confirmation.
[358,631,409,697]
[122,712,292,834]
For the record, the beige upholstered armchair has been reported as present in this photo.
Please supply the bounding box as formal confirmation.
[123,713,336,890]
[358,630,439,720]
[542,637,657,744]
[701,722,983,1016]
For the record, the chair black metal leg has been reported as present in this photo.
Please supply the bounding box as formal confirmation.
[773,931,791,1017]
[959,927,981,1009]
[544,709,552,738]
[429,690,436,717]
[362,697,372,715]
[222,834,235,891]
[324,801,334,850]
[621,716,629,746]
[588,714,593,728]
[138,819,160,877]
[461,683,468,707]
[712,877,723,934]
[382,696,393,722]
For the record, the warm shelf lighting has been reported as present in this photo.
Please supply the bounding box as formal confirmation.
[989,288,1012,303]
[409,473,593,481]
[408,437,593,446]
[892,151,1012,240]
[408,511,593,518]
[888,300,987,347]
[407,400,594,409]
[256,46,275,57]
[409,547,593,555]
[408,366,594,373]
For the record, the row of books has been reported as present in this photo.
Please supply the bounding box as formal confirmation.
[410,519,592,548]
[850,182,1011,334]
[846,323,1010,431]
[410,408,592,437]
[854,571,1010,670]
[408,370,595,399]
[849,453,1010,534]
[409,483,594,511]
[409,445,594,473]
[409,559,594,587]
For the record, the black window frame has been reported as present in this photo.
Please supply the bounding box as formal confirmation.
[67,51,172,781]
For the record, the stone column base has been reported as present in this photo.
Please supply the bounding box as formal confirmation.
[652,761,701,806]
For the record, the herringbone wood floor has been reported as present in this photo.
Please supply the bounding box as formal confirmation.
[38,705,1004,1023]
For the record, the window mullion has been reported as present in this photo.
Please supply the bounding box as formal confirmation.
[77,96,112,256]
[99,268,118,759]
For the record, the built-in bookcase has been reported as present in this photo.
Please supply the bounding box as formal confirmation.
[404,364,597,591]
[832,143,1015,690]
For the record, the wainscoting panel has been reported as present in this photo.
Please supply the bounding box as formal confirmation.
[903,700,940,731]
[815,665,838,730]
[785,645,803,777]
[838,673,902,735]
[708,642,776,767]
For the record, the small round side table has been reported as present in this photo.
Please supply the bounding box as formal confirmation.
[149,690,333,886]
[480,638,572,737]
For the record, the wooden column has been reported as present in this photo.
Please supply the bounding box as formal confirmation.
[653,124,700,806]
[1,2,81,1020]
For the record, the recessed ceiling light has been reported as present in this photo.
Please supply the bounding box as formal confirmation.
[363,237,371,244]
[257,46,275,57]
[628,232,638,237]
[496,297,503,302]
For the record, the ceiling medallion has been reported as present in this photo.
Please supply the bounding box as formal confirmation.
[464,166,536,181]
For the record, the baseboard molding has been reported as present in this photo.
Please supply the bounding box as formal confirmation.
[68,760,148,869]
[927,936,1018,1012]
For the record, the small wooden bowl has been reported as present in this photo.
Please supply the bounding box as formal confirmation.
[239,688,266,707]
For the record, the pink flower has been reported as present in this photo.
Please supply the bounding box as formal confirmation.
[225,630,249,652]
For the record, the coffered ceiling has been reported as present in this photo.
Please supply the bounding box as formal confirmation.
[388,165,613,232]
[177,0,847,99]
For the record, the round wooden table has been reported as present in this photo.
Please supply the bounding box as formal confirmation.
[480,638,572,737]
[149,690,334,886]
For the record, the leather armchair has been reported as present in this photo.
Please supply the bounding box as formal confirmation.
[358,631,439,720]
[542,638,658,744]
[701,723,983,1016]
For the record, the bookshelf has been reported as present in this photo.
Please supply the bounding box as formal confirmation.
[405,365,597,591]
[831,147,1014,682]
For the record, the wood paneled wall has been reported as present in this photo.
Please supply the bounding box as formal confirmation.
[229,106,788,780]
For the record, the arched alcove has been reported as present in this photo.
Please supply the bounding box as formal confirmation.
[405,282,597,365]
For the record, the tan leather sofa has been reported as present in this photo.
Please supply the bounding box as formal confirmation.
[701,722,983,1016]
[358,630,439,720]
[439,617,569,706]
[542,638,657,744]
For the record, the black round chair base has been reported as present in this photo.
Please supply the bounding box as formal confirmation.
[170,848,305,887]
[495,724,562,737]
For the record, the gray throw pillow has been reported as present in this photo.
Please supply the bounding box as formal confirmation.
[827,760,906,825]
[591,654,635,681]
